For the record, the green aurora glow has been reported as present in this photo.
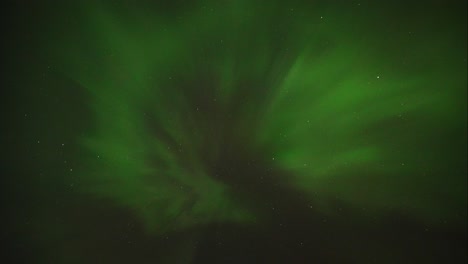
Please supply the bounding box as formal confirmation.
[4,0,467,263]
[55,0,466,229]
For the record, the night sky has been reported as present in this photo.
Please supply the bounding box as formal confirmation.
[1,0,467,263]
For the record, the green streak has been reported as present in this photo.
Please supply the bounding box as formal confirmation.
[39,0,466,233]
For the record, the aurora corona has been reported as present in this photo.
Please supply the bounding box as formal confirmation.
[4,0,466,263]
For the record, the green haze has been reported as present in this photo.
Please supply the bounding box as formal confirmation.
[34,0,466,233]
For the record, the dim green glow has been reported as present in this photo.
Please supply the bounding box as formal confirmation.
[36,0,466,234]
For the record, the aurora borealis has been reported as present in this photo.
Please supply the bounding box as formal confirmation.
[1,0,467,263]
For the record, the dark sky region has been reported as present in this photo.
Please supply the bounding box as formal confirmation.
[1,0,466,263]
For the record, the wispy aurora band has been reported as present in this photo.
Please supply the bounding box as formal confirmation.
[43,0,466,232]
